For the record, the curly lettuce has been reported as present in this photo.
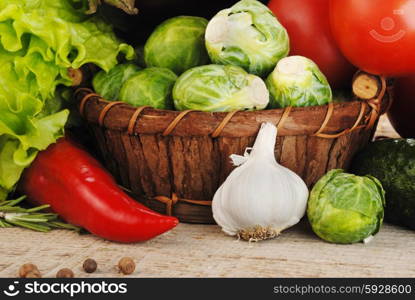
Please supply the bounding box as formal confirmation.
[0,0,134,199]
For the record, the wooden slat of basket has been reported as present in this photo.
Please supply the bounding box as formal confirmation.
[77,91,374,138]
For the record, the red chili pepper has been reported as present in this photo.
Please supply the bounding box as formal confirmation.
[19,137,178,243]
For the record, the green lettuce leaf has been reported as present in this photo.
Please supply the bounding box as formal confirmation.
[0,0,134,199]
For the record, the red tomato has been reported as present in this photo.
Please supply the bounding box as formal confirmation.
[387,75,415,138]
[330,0,415,76]
[268,0,356,89]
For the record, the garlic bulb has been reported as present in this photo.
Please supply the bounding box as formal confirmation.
[212,123,309,241]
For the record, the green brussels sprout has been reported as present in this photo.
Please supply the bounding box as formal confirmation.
[93,63,141,100]
[144,16,209,75]
[205,0,289,77]
[266,56,333,108]
[119,67,177,109]
[173,64,269,112]
[307,169,385,244]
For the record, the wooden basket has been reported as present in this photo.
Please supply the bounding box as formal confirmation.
[74,72,391,224]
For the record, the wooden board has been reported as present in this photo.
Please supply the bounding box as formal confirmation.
[0,222,413,278]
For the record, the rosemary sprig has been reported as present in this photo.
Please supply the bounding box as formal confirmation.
[0,196,80,233]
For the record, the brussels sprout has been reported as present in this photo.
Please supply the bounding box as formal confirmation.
[119,67,177,109]
[307,169,385,244]
[266,56,333,108]
[93,64,141,100]
[173,64,269,112]
[205,0,289,77]
[144,16,209,75]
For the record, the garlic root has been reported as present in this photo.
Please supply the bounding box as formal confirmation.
[237,226,281,242]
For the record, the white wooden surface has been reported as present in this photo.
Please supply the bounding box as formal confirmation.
[0,222,413,278]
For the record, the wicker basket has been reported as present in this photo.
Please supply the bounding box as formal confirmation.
[74,72,391,224]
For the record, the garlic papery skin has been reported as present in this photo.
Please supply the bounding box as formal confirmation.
[212,123,309,241]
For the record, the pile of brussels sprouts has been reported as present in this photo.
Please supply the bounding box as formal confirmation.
[93,0,333,112]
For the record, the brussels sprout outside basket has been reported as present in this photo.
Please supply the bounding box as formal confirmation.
[74,71,392,224]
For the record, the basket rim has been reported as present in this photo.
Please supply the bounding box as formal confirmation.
[75,88,385,138]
